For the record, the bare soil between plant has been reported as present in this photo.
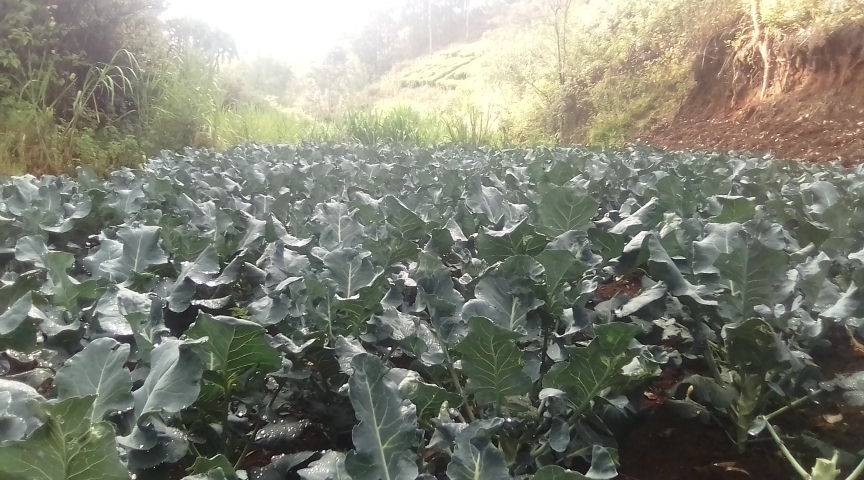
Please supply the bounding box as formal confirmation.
[643,25,864,167]
[620,326,864,480]
[643,98,864,167]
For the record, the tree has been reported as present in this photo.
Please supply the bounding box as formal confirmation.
[749,0,774,98]
[305,48,363,117]
[166,18,237,70]
[353,12,401,77]
[242,57,296,101]
[428,0,434,54]
[547,0,574,141]
[464,0,471,39]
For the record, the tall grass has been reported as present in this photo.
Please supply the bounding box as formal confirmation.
[442,105,500,147]
[341,107,433,145]
[1,50,143,175]
[215,106,315,147]
[332,105,508,147]
[1,42,509,177]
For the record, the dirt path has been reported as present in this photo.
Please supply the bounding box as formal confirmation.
[642,98,864,166]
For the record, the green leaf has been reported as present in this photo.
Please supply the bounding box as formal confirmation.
[585,445,618,479]
[400,378,463,422]
[587,228,627,261]
[536,186,598,237]
[615,282,667,317]
[713,239,790,320]
[168,245,222,312]
[796,252,840,310]
[534,465,589,479]
[314,202,364,250]
[299,451,351,480]
[414,252,464,319]
[822,284,864,320]
[466,183,507,224]
[620,232,715,306]
[476,219,549,263]
[544,323,641,414]
[723,318,783,373]
[252,452,318,480]
[536,249,587,305]
[0,292,35,337]
[131,339,203,422]
[711,195,755,223]
[446,419,510,480]
[0,271,41,312]
[84,238,125,282]
[253,420,313,451]
[181,471,231,480]
[257,242,311,291]
[383,196,426,240]
[0,397,126,480]
[187,313,281,380]
[43,252,103,315]
[837,372,864,407]
[0,379,44,442]
[102,225,169,280]
[14,235,48,268]
[365,233,419,266]
[461,273,543,334]
[323,247,384,298]
[655,174,698,217]
[609,198,659,235]
[369,307,419,342]
[188,455,238,479]
[692,223,744,275]
[454,317,531,406]
[345,354,419,480]
[55,338,133,422]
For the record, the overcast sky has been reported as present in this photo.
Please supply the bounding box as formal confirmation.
[163,0,395,66]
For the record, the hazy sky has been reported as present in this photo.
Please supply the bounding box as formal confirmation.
[163,0,394,65]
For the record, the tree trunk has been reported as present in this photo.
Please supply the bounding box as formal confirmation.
[464,0,470,40]
[428,0,434,54]
[750,0,773,98]
[551,0,573,142]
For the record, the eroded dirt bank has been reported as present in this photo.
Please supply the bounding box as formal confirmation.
[644,24,864,166]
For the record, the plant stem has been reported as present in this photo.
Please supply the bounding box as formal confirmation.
[847,457,864,480]
[266,376,288,411]
[704,338,722,383]
[447,362,476,421]
[764,420,810,480]
[764,388,825,422]
[234,441,250,470]
[430,325,476,421]
[536,310,559,392]
[189,440,202,458]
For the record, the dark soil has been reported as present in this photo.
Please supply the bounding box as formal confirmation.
[812,325,864,377]
[776,394,864,455]
[644,104,864,167]
[778,325,864,461]
[642,29,864,166]
[619,408,795,480]
[620,324,864,480]
[595,273,643,302]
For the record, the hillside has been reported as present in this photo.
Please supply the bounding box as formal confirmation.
[4,2,864,479]
[365,0,864,164]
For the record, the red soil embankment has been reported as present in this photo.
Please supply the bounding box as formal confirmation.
[644,25,864,166]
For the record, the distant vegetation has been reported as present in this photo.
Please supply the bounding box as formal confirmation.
[2,0,863,175]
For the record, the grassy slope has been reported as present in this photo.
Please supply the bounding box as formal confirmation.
[363,0,864,157]
[362,0,729,145]
[363,3,550,140]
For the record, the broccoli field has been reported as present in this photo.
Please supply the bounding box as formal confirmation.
[1,145,863,480]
